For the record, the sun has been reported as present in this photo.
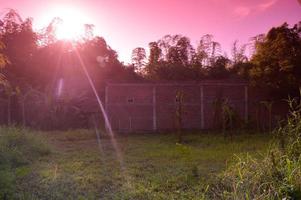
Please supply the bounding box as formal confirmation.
[55,19,84,40]
[44,6,91,40]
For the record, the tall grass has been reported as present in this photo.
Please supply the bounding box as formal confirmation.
[208,96,301,199]
[0,127,51,199]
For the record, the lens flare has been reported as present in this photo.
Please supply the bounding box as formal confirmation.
[74,49,126,172]
[56,78,64,97]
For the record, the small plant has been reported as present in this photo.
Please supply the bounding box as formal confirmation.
[175,90,184,143]
[260,100,274,133]
[253,101,261,132]
[212,96,223,130]
[221,99,237,138]
[277,94,301,160]
[213,98,240,138]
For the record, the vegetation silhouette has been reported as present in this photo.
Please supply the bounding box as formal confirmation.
[0,9,300,129]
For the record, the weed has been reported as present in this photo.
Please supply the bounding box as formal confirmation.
[208,94,301,199]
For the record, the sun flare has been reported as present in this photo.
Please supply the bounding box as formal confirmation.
[44,6,90,40]
[55,19,84,40]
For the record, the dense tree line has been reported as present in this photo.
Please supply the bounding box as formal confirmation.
[0,9,139,128]
[0,10,138,90]
[0,9,300,128]
[131,23,301,97]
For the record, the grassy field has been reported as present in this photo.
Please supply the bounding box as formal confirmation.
[2,128,273,199]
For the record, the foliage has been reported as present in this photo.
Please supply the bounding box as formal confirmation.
[207,56,231,79]
[231,40,248,65]
[221,100,238,135]
[143,22,301,89]
[196,34,221,66]
[147,42,162,66]
[210,151,301,199]
[131,47,146,73]
[0,41,10,69]
[0,40,10,85]
[230,40,251,79]
[0,126,51,199]
[0,9,140,128]
[0,9,38,87]
[19,86,92,130]
[145,35,198,80]
[212,97,241,136]
[0,8,139,88]
[250,22,301,97]
[144,34,232,80]
[208,95,301,199]
[278,94,301,159]
[0,8,300,130]
[175,90,184,143]
[260,100,274,133]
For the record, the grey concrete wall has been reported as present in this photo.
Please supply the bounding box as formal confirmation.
[105,81,248,132]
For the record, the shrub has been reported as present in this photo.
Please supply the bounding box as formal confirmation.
[208,94,301,199]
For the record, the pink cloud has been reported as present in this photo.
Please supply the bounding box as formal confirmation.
[234,6,251,17]
[234,0,278,19]
[258,0,278,11]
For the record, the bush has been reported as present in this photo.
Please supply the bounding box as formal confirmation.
[0,127,51,199]
[208,95,301,199]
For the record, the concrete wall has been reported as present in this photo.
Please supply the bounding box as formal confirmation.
[105,81,248,132]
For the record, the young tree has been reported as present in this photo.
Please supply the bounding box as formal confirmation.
[131,47,146,74]
[175,90,184,143]
[148,42,162,66]
[231,40,247,65]
[145,42,162,78]
[158,35,195,66]
[230,40,251,78]
[196,34,221,66]
[166,36,195,66]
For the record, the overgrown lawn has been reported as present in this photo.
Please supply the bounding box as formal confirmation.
[13,130,271,199]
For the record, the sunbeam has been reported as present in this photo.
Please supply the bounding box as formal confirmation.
[74,49,127,173]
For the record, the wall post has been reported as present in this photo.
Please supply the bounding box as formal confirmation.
[200,85,204,129]
[153,86,157,131]
[244,85,248,122]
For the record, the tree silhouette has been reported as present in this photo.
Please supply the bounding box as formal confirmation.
[231,40,248,65]
[131,47,146,74]
[144,42,162,79]
[250,22,301,97]
[207,56,231,79]
[196,34,221,66]
[0,9,38,87]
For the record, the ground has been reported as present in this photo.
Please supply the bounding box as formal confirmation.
[16,130,272,199]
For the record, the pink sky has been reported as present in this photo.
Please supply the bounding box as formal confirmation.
[0,0,300,63]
